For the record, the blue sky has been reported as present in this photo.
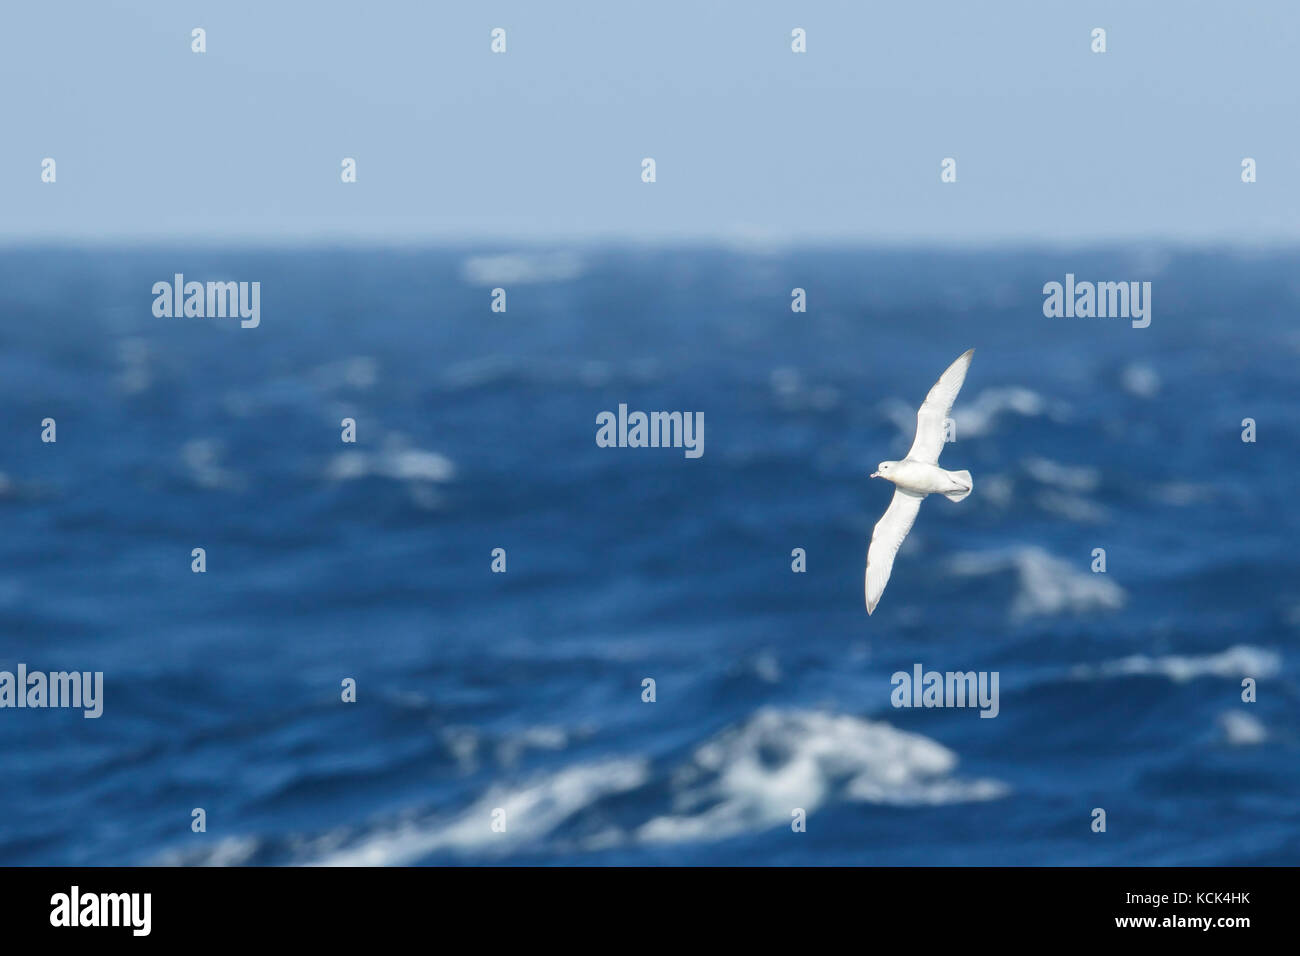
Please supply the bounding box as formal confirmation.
[2,0,1296,243]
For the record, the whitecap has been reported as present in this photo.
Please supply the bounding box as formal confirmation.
[950,387,1048,437]
[312,758,650,866]
[193,710,1006,865]
[977,473,1016,509]
[1148,482,1216,507]
[1218,711,1267,746]
[1069,645,1280,683]
[1022,457,1100,493]
[324,435,455,485]
[384,449,456,482]
[1120,363,1161,398]
[949,546,1126,619]
[636,709,1006,844]
[883,385,1048,448]
[181,439,246,491]
[496,725,570,768]
[752,651,782,684]
[1035,490,1109,524]
[152,835,261,867]
[439,355,522,390]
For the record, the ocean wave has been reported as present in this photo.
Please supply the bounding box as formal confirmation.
[495,725,572,769]
[1120,363,1161,398]
[882,385,1050,450]
[976,473,1016,509]
[1069,645,1280,683]
[181,439,247,492]
[312,758,650,866]
[951,387,1051,438]
[1147,482,1217,507]
[637,709,1006,845]
[1022,457,1100,493]
[171,709,1005,865]
[1218,711,1267,746]
[325,437,456,484]
[949,546,1125,619]
[153,835,261,867]
[1034,490,1109,524]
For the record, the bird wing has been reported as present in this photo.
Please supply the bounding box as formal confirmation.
[906,348,974,464]
[865,488,925,614]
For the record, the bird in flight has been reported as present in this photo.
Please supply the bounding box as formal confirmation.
[866,349,975,615]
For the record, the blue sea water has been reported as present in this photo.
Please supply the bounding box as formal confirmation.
[0,245,1297,866]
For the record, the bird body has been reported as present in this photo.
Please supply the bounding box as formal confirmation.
[874,459,972,500]
[865,349,976,615]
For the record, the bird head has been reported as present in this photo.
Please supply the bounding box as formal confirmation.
[871,461,896,479]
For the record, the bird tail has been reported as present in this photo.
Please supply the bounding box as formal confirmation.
[943,471,972,502]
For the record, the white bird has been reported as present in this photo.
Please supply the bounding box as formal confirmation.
[866,349,975,615]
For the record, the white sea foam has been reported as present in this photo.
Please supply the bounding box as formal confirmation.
[441,725,481,773]
[1120,363,1161,398]
[950,386,1049,437]
[495,725,570,768]
[1022,457,1100,493]
[152,835,260,867]
[1148,482,1216,507]
[181,439,246,491]
[637,709,1006,844]
[437,355,522,390]
[1218,711,1267,746]
[1035,490,1109,524]
[882,385,1048,451]
[325,436,455,484]
[1069,645,1280,683]
[313,758,650,866]
[949,546,1125,619]
[751,651,782,684]
[977,473,1016,509]
[183,710,1005,866]
[384,449,456,482]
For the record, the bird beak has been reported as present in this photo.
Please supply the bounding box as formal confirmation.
[870,472,880,478]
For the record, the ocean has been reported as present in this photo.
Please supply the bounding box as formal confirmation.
[0,245,1296,865]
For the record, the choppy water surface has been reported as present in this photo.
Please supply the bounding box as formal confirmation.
[0,246,1297,865]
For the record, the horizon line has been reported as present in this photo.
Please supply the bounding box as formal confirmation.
[2,233,1299,253]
